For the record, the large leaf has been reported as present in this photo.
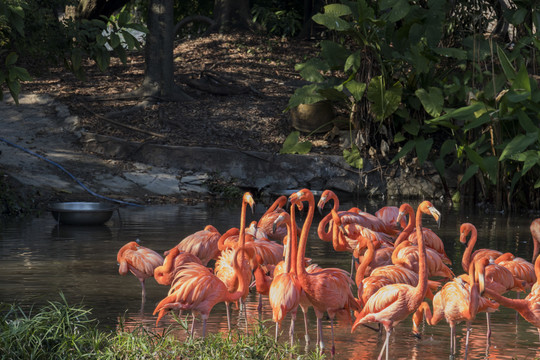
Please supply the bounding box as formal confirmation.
[483,156,498,185]
[499,132,539,161]
[287,84,326,109]
[440,139,456,158]
[323,3,352,17]
[343,146,364,169]
[320,41,349,69]
[433,47,468,60]
[426,103,485,124]
[415,137,434,165]
[497,45,516,81]
[344,50,362,73]
[380,0,411,22]
[312,13,351,31]
[280,131,312,154]
[295,58,327,82]
[390,139,415,164]
[415,87,443,117]
[512,64,531,93]
[460,164,479,185]
[344,80,367,102]
[366,76,402,121]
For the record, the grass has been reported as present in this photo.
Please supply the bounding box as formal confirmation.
[0,296,324,360]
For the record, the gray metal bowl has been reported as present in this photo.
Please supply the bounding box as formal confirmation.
[48,202,116,225]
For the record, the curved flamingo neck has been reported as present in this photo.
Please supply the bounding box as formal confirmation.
[394,204,415,246]
[413,203,428,303]
[225,249,248,303]
[289,205,298,275]
[355,235,374,287]
[462,224,477,272]
[204,225,218,233]
[317,214,333,242]
[154,248,179,283]
[218,228,239,251]
[535,252,540,287]
[391,240,411,265]
[483,288,527,312]
[296,192,315,282]
[264,196,287,217]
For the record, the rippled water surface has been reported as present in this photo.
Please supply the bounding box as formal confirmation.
[1,198,539,359]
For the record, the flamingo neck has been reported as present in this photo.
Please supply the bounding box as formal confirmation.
[462,227,477,272]
[483,288,527,311]
[290,206,298,275]
[355,236,374,287]
[391,240,410,265]
[226,249,247,303]
[297,195,315,281]
[317,213,333,242]
[394,204,415,246]
[264,196,286,216]
[533,236,539,264]
[414,206,428,303]
[218,228,239,251]
[535,251,540,287]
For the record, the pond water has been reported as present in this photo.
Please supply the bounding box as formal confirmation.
[1,197,539,359]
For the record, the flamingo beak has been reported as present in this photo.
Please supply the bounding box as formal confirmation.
[272,214,284,234]
[428,207,441,228]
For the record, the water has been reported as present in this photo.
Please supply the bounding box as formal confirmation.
[1,198,539,359]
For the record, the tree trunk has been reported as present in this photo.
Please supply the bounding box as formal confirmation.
[138,0,191,101]
[213,0,251,33]
[76,0,131,19]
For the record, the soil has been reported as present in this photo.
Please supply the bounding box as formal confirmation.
[22,32,344,157]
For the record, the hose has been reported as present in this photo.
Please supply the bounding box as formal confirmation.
[0,136,143,207]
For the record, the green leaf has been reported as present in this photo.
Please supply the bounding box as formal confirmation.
[415,137,434,165]
[426,103,485,124]
[323,3,352,17]
[117,9,129,27]
[499,132,539,161]
[312,13,351,31]
[320,41,349,69]
[287,84,327,109]
[433,47,468,60]
[463,112,491,132]
[295,58,327,82]
[126,23,148,34]
[535,178,540,189]
[390,139,415,164]
[521,151,540,176]
[434,158,445,176]
[402,119,420,136]
[383,0,411,22]
[5,52,18,66]
[344,50,361,73]
[516,110,540,133]
[394,132,406,142]
[415,87,443,117]
[121,31,136,49]
[483,156,498,184]
[280,131,312,154]
[366,76,402,121]
[440,139,456,158]
[10,66,31,81]
[344,80,366,102]
[512,64,531,93]
[318,87,348,102]
[460,164,479,185]
[497,45,516,81]
[343,146,364,169]
[109,33,121,49]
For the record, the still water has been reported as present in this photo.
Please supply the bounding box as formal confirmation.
[1,198,539,359]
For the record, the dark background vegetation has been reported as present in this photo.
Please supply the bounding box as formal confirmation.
[2,0,540,212]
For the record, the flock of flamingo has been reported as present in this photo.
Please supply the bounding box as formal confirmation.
[116,189,540,359]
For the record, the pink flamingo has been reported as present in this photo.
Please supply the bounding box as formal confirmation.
[117,240,163,306]
[154,247,202,286]
[257,195,298,242]
[351,201,440,360]
[167,225,221,266]
[290,189,360,355]
[153,247,249,338]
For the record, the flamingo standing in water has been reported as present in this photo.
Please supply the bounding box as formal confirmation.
[351,201,440,360]
[290,189,360,355]
[214,192,255,331]
[153,247,249,338]
[117,240,163,307]
[482,250,540,343]
[412,258,499,359]
[167,225,221,266]
[268,207,302,345]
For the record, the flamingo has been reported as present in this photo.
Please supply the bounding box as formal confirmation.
[167,225,221,266]
[268,206,302,346]
[154,247,202,286]
[412,258,499,359]
[290,189,360,355]
[153,247,249,338]
[117,240,163,306]
[375,205,403,229]
[351,201,440,360]
[391,239,454,279]
[252,254,273,314]
[257,195,297,242]
[214,192,255,331]
[460,222,525,343]
[394,203,451,264]
[482,251,540,343]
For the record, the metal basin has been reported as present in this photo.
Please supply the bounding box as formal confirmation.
[48,202,116,225]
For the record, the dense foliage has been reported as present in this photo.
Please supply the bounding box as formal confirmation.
[286,0,540,210]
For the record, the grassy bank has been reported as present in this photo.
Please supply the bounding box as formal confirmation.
[0,297,323,359]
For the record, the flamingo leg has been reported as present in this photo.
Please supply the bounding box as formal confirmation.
[289,310,297,348]
[464,323,471,360]
[450,324,455,356]
[275,322,280,341]
[350,254,355,279]
[190,313,196,338]
[202,316,207,339]
[225,302,231,331]
[258,294,263,315]
[317,316,324,353]
[377,328,391,360]
[330,317,335,356]
[302,306,310,344]
[486,312,492,346]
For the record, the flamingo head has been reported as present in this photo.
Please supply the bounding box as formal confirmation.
[272,212,290,234]
[419,201,441,228]
[243,192,255,213]
[459,223,476,245]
